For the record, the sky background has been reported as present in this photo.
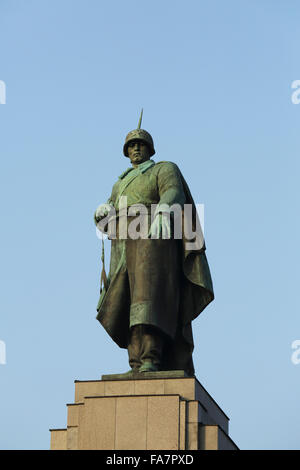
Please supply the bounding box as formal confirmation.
[0,0,299,450]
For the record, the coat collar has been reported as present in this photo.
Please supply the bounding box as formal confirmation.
[118,159,155,180]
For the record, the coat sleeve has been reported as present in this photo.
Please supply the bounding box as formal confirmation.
[156,162,186,207]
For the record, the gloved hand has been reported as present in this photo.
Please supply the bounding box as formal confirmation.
[149,204,172,239]
[94,203,114,225]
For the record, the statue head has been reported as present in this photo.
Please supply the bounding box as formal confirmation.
[127,139,151,167]
[123,109,155,159]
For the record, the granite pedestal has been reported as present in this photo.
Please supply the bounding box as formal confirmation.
[50,371,238,450]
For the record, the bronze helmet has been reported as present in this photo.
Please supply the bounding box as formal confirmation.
[123,109,155,157]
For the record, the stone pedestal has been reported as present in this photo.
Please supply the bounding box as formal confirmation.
[50,372,238,450]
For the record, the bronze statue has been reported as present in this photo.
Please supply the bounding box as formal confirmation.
[94,111,214,376]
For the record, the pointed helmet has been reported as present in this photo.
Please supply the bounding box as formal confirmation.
[123,109,155,157]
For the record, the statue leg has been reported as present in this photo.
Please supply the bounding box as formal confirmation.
[126,238,181,372]
[127,325,163,372]
[127,324,142,371]
[139,325,163,372]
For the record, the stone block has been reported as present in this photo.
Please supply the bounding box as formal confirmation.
[74,380,105,402]
[199,424,219,450]
[134,378,165,396]
[67,403,83,427]
[179,400,186,450]
[164,378,195,401]
[104,379,135,397]
[187,422,198,450]
[199,425,239,450]
[78,396,116,450]
[50,429,67,450]
[146,395,180,450]
[67,426,78,450]
[115,396,148,449]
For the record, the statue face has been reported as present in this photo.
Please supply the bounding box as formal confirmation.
[127,140,150,166]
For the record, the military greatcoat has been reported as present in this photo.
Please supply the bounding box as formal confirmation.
[96,160,214,375]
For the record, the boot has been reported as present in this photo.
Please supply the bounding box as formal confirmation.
[127,325,163,373]
[139,360,159,372]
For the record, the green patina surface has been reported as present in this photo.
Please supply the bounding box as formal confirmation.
[95,121,214,376]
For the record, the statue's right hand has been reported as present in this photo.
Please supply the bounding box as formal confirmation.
[94,203,114,224]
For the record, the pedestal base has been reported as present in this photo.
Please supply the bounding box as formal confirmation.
[50,372,238,450]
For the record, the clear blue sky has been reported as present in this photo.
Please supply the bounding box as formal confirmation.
[0,0,299,450]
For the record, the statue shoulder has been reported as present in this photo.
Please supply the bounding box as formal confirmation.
[155,160,177,166]
[155,160,182,175]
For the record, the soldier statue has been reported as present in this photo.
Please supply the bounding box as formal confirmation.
[94,111,214,376]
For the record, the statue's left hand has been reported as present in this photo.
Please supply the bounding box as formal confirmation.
[149,208,171,239]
